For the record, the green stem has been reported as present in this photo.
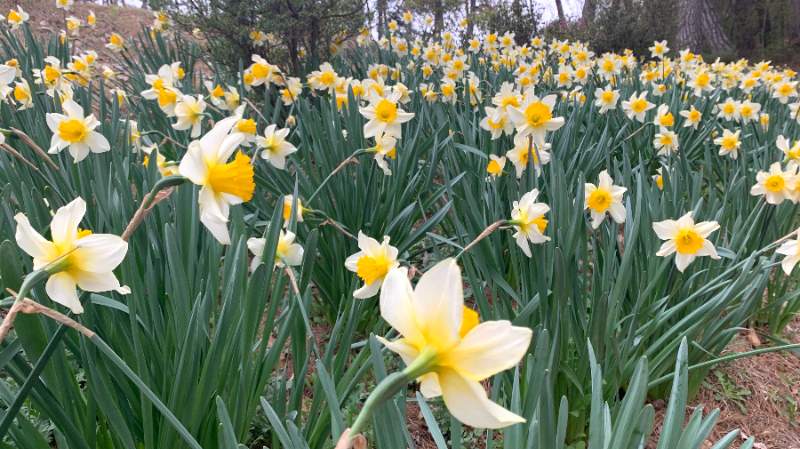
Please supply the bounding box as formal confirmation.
[143,175,188,209]
[12,270,50,306]
[648,341,800,388]
[307,149,366,204]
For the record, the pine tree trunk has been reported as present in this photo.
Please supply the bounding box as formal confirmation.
[699,0,733,53]
[434,0,444,35]
[676,0,701,52]
[554,0,565,23]
[466,0,477,40]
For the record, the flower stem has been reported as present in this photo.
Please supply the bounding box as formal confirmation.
[13,269,50,306]
[143,175,188,209]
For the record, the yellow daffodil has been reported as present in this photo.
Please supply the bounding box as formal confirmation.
[750,162,797,205]
[506,91,564,148]
[345,231,400,298]
[46,98,110,163]
[377,259,532,428]
[486,154,506,179]
[178,118,255,244]
[359,91,414,139]
[653,212,720,272]
[14,197,129,313]
[584,170,627,229]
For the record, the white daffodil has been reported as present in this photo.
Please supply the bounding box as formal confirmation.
[584,170,627,229]
[227,105,258,146]
[359,90,414,139]
[750,162,797,205]
[649,40,669,59]
[377,259,532,429]
[777,135,800,163]
[12,77,33,110]
[56,0,74,10]
[653,126,679,156]
[680,106,702,129]
[653,212,721,272]
[506,133,550,178]
[713,129,742,159]
[247,231,304,272]
[344,231,400,298]
[621,92,655,122]
[0,64,15,101]
[716,97,740,121]
[257,124,297,170]
[368,133,397,176]
[653,104,674,127]
[14,197,128,313]
[172,95,206,137]
[32,56,65,92]
[509,189,551,257]
[777,230,800,275]
[142,144,179,177]
[506,91,564,148]
[479,106,513,140]
[178,118,254,245]
[486,155,506,180]
[46,98,110,163]
[7,6,29,30]
[106,33,125,52]
[594,85,619,114]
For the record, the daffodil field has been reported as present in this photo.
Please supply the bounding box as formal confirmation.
[1,5,800,448]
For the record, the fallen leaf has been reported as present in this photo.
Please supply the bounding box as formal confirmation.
[753,443,767,449]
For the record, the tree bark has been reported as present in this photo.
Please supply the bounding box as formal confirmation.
[699,0,733,53]
[790,0,800,40]
[582,0,597,23]
[554,0,565,23]
[676,0,701,52]
[434,0,444,35]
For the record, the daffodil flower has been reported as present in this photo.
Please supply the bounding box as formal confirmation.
[46,98,110,163]
[594,85,619,114]
[506,133,550,178]
[486,154,506,180]
[7,6,29,30]
[653,212,721,272]
[750,162,797,205]
[359,91,414,139]
[506,91,564,148]
[258,124,297,170]
[653,126,679,156]
[680,106,702,129]
[377,259,532,428]
[584,170,627,229]
[509,189,551,257]
[713,129,741,159]
[247,231,304,272]
[777,135,800,163]
[345,231,400,298]
[367,133,397,176]
[14,197,128,313]
[178,118,255,245]
[621,92,655,122]
[173,95,206,137]
[777,230,800,275]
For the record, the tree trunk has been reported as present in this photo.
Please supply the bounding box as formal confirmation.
[676,0,701,52]
[554,0,565,23]
[582,0,597,23]
[377,0,386,37]
[699,0,733,53]
[790,0,800,40]
[434,0,444,35]
[466,0,477,40]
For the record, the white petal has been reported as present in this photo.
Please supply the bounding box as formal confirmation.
[72,234,128,272]
[73,269,121,292]
[412,259,463,349]
[84,131,110,153]
[447,321,532,381]
[179,142,210,184]
[200,211,231,245]
[379,267,425,345]
[14,213,58,261]
[353,278,382,298]
[439,368,525,429]
[45,272,83,314]
[51,197,85,250]
[376,336,419,367]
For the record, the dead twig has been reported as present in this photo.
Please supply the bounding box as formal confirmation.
[10,128,58,170]
[121,187,174,241]
[0,143,38,171]
[1,290,95,344]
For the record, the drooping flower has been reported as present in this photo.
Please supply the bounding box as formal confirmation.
[46,98,110,163]
[584,170,627,229]
[377,259,532,429]
[479,106,513,140]
[776,230,800,275]
[13,77,33,110]
[258,124,297,170]
[247,231,304,272]
[777,135,800,163]
[653,212,721,272]
[506,133,550,178]
[750,162,797,205]
[506,91,564,148]
[345,231,400,298]
[509,189,551,257]
[14,197,129,313]
[178,118,255,244]
[359,90,414,139]
[172,95,206,137]
[367,133,397,176]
